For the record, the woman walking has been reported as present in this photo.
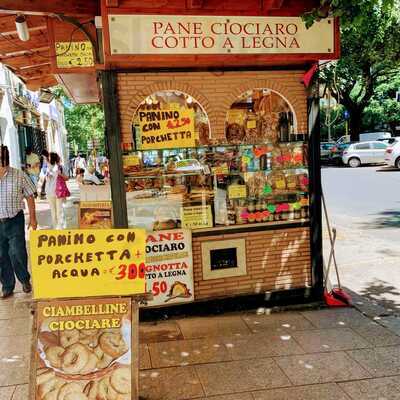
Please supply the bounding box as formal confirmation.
[46,152,69,229]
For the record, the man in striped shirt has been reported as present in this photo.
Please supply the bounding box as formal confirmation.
[0,146,37,298]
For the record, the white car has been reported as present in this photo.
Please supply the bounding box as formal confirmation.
[384,141,400,169]
[342,141,389,168]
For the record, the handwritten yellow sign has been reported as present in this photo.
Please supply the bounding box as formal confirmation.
[30,229,146,299]
[211,163,229,175]
[137,106,195,150]
[181,205,212,229]
[55,41,94,68]
[228,184,247,199]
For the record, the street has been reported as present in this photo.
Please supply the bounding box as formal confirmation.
[322,165,400,313]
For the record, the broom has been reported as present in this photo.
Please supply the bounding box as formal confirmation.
[322,191,352,307]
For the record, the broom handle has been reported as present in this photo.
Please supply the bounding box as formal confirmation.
[321,191,342,288]
[323,228,336,287]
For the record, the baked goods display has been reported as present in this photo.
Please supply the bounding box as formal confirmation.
[39,327,128,375]
[35,365,132,400]
[123,141,309,230]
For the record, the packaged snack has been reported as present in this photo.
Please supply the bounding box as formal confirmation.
[286,174,297,191]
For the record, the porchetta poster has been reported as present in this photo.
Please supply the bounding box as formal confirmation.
[144,229,194,307]
[33,298,135,400]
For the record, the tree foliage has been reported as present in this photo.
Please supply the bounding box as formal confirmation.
[305,1,400,140]
[53,87,105,155]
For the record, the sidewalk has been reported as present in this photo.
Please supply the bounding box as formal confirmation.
[1,301,400,399]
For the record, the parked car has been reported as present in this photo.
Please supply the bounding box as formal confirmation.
[377,137,400,145]
[384,141,400,169]
[359,132,391,142]
[329,142,353,165]
[342,141,389,167]
[320,142,335,162]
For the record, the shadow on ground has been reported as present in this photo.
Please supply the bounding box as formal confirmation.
[359,279,400,313]
[359,210,400,229]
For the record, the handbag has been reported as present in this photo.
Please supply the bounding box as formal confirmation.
[55,168,70,198]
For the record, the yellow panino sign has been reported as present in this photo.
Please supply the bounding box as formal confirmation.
[55,41,94,68]
[30,229,146,299]
[137,105,195,150]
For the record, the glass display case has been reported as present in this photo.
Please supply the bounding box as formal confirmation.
[124,89,309,231]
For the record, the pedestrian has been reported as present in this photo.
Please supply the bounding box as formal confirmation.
[74,153,87,177]
[46,152,69,230]
[38,150,49,200]
[25,146,40,188]
[0,145,37,298]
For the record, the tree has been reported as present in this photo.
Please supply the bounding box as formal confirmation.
[53,88,105,155]
[304,1,400,140]
[362,74,400,133]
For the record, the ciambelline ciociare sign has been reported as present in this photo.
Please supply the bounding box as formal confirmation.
[108,15,335,55]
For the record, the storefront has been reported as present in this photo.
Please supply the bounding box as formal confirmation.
[98,3,340,306]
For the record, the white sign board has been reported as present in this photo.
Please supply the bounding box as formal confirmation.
[108,15,335,55]
[144,229,194,307]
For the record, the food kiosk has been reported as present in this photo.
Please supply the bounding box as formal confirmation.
[98,1,339,305]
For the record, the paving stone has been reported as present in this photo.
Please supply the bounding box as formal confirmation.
[347,346,400,377]
[242,312,314,333]
[198,395,253,400]
[139,366,204,400]
[177,315,251,339]
[223,332,304,360]
[275,352,371,385]
[140,344,152,370]
[339,377,400,399]
[292,328,370,353]
[0,336,31,356]
[0,318,32,338]
[252,383,351,400]
[378,316,400,337]
[195,358,291,397]
[0,304,30,321]
[301,308,372,329]
[149,337,230,368]
[140,321,183,343]
[11,384,28,399]
[0,354,29,386]
[352,323,400,347]
[0,387,14,400]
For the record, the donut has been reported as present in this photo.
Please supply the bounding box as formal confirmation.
[116,395,130,400]
[94,346,113,369]
[79,352,98,375]
[60,330,79,348]
[45,346,65,369]
[57,383,83,400]
[80,329,97,337]
[43,390,59,400]
[64,393,88,400]
[38,378,57,398]
[110,367,131,394]
[37,369,55,385]
[83,381,98,400]
[79,333,99,348]
[99,333,128,358]
[97,377,118,400]
[61,344,89,374]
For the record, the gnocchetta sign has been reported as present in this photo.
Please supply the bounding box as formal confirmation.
[108,15,335,55]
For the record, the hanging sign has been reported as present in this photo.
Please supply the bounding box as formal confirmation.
[108,15,335,55]
[137,105,195,150]
[29,229,146,299]
[32,297,137,400]
[55,41,94,68]
[144,229,194,307]
[79,201,113,229]
[181,205,213,229]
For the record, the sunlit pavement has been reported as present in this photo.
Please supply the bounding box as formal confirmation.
[1,177,399,398]
[2,302,400,399]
